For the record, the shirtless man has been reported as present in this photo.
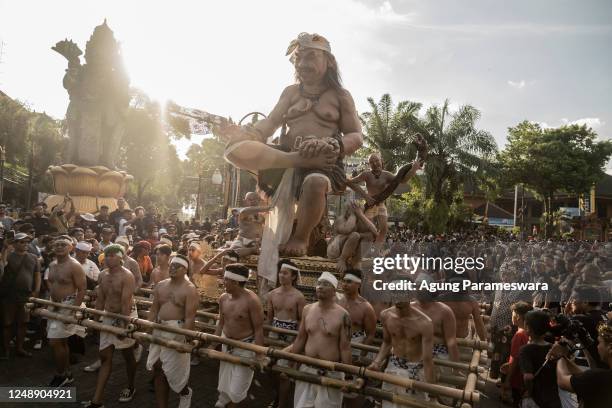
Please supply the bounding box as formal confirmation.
[338,269,377,361]
[412,276,460,401]
[338,268,377,408]
[147,254,199,408]
[265,259,306,408]
[84,236,143,374]
[45,235,86,387]
[150,244,172,287]
[115,235,143,289]
[218,32,363,257]
[187,241,205,281]
[194,249,239,303]
[198,249,240,277]
[368,299,435,404]
[228,192,271,257]
[347,152,422,243]
[327,202,378,273]
[83,244,137,408]
[290,272,352,408]
[440,277,488,342]
[212,263,265,408]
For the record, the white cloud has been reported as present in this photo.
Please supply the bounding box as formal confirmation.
[534,121,553,129]
[560,117,604,130]
[507,79,526,89]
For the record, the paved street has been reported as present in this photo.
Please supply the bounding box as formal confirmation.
[0,335,503,408]
[0,335,276,408]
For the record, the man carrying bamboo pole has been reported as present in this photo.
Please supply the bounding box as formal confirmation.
[212,263,265,408]
[84,236,144,373]
[338,268,377,408]
[83,244,137,408]
[265,259,306,408]
[290,271,353,408]
[146,254,199,408]
[413,276,460,405]
[45,234,86,387]
[368,296,435,404]
[439,276,488,343]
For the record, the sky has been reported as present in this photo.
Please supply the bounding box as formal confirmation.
[1,0,611,159]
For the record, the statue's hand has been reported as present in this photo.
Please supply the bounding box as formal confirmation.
[216,123,247,144]
[52,40,83,63]
[298,138,323,158]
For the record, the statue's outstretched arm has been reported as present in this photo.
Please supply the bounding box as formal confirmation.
[338,89,363,155]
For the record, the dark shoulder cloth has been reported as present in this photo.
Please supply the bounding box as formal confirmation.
[570,368,612,408]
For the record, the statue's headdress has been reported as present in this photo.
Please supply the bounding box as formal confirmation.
[286,32,331,59]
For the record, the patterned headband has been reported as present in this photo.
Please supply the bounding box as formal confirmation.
[286,32,331,57]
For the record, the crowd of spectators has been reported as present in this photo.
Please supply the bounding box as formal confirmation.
[1,200,611,407]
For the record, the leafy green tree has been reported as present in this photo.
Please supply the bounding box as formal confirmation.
[500,121,612,236]
[361,96,496,233]
[360,94,422,171]
[0,93,31,167]
[402,100,497,232]
[412,100,497,204]
[29,113,66,194]
[119,91,187,208]
[477,162,504,221]
[1,93,65,204]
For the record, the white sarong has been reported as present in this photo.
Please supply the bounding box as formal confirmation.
[99,307,137,350]
[257,169,297,293]
[217,335,255,405]
[46,295,87,339]
[294,365,344,408]
[382,355,428,407]
[146,320,190,393]
[351,330,367,360]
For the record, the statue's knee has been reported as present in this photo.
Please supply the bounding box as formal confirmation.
[348,231,361,241]
[302,176,329,195]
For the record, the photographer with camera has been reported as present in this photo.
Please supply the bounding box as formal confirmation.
[567,284,607,367]
[548,320,612,408]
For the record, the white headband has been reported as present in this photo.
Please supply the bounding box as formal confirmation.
[280,263,302,285]
[171,257,189,269]
[280,264,299,272]
[344,273,362,284]
[76,241,92,252]
[318,271,338,289]
[224,270,248,282]
[54,237,73,246]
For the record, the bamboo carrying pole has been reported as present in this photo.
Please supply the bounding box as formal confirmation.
[131,296,491,352]
[127,290,492,352]
[130,296,486,373]
[460,350,481,408]
[31,306,456,408]
[28,298,479,404]
[130,309,485,392]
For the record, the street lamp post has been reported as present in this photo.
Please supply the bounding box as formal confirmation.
[195,167,204,221]
[211,168,223,219]
[0,145,5,203]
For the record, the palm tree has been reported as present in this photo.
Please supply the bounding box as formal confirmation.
[407,100,498,204]
[360,94,422,171]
